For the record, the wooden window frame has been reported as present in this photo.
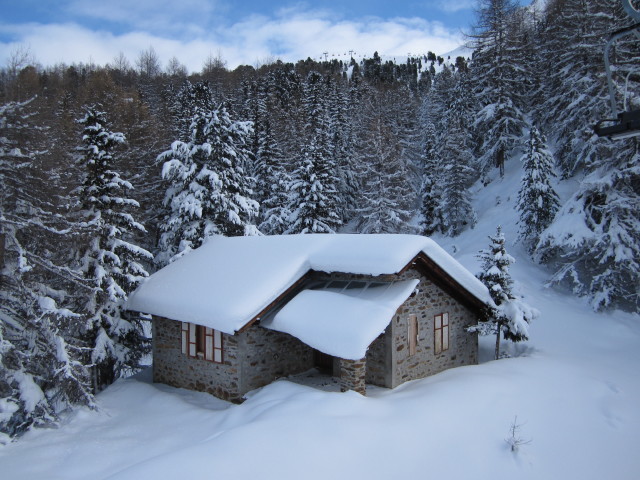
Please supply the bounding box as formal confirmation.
[181,322,223,363]
[434,313,449,354]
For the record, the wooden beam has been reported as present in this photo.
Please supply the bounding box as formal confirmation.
[236,270,315,333]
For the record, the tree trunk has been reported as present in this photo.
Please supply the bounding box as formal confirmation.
[497,147,505,178]
[495,324,502,360]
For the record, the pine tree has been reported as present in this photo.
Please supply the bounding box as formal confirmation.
[1,99,94,440]
[328,80,358,224]
[159,104,259,263]
[440,70,477,236]
[287,140,342,234]
[418,121,442,235]
[353,92,414,234]
[253,93,291,235]
[286,72,341,234]
[169,80,217,142]
[423,66,477,236]
[77,105,153,391]
[537,140,640,312]
[535,0,619,178]
[438,131,477,236]
[516,126,560,251]
[533,0,640,312]
[469,0,528,181]
[475,226,536,359]
[419,67,454,235]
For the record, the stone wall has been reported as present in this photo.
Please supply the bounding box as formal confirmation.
[239,324,314,394]
[365,328,392,387]
[152,265,479,401]
[390,269,478,388]
[152,316,243,402]
[152,316,315,402]
[311,267,478,390]
[339,358,366,394]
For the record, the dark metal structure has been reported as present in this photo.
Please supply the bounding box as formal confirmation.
[594,0,640,139]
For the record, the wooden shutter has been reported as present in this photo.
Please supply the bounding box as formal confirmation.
[181,322,188,354]
[434,314,442,354]
[213,330,223,363]
[408,314,418,356]
[188,323,197,357]
[204,327,214,361]
[442,313,449,351]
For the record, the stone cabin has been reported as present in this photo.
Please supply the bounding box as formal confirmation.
[126,234,492,402]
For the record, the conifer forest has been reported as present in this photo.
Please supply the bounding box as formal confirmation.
[1,0,638,440]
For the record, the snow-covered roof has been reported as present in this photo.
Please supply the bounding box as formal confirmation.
[262,279,419,360]
[126,234,491,335]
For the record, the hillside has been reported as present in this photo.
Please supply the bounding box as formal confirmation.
[1,158,638,480]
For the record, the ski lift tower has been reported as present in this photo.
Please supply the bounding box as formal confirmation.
[594,0,640,139]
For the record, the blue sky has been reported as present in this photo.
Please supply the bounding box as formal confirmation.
[0,0,524,72]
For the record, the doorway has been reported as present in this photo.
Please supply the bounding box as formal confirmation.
[313,349,335,375]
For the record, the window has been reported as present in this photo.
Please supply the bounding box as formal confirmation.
[181,322,223,363]
[408,314,418,356]
[434,313,449,354]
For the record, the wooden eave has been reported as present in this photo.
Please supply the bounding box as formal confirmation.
[236,270,316,333]
[238,253,487,334]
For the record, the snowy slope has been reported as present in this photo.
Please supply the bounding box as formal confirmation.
[1,158,639,480]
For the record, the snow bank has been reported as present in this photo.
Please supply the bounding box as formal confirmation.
[4,159,640,480]
[126,234,491,334]
[263,279,419,359]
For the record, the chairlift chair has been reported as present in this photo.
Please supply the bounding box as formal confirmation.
[594,0,640,139]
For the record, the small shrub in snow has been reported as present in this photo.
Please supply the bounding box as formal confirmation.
[505,416,532,453]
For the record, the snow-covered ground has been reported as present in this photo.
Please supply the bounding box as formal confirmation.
[1,160,639,479]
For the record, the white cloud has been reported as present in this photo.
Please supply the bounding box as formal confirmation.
[0,9,464,72]
[64,0,221,35]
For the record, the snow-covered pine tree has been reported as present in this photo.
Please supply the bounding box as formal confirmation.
[286,139,342,234]
[536,140,640,313]
[535,0,618,178]
[441,69,477,236]
[469,0,528,181]
[286,72,341,234]
[392,85,424,218]
[418,121,442,235]
[77,105,153,391]
[169,80,217,142]
[419,66,455,235]
[516,126,560,251]
[159,104,260,263]
[533,0,640,312]
[475,226,536,359]
[253,90,291,235]
[424,66,477,236]
[438,132,477,237]
[328,79,358,225]
[1,99,94,441]
[353,92,414,234]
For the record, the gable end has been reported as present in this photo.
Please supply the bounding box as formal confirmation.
[411,253,486,312]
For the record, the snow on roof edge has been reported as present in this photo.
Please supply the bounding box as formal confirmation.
[126,234,492,334]
[417,238,492,307]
